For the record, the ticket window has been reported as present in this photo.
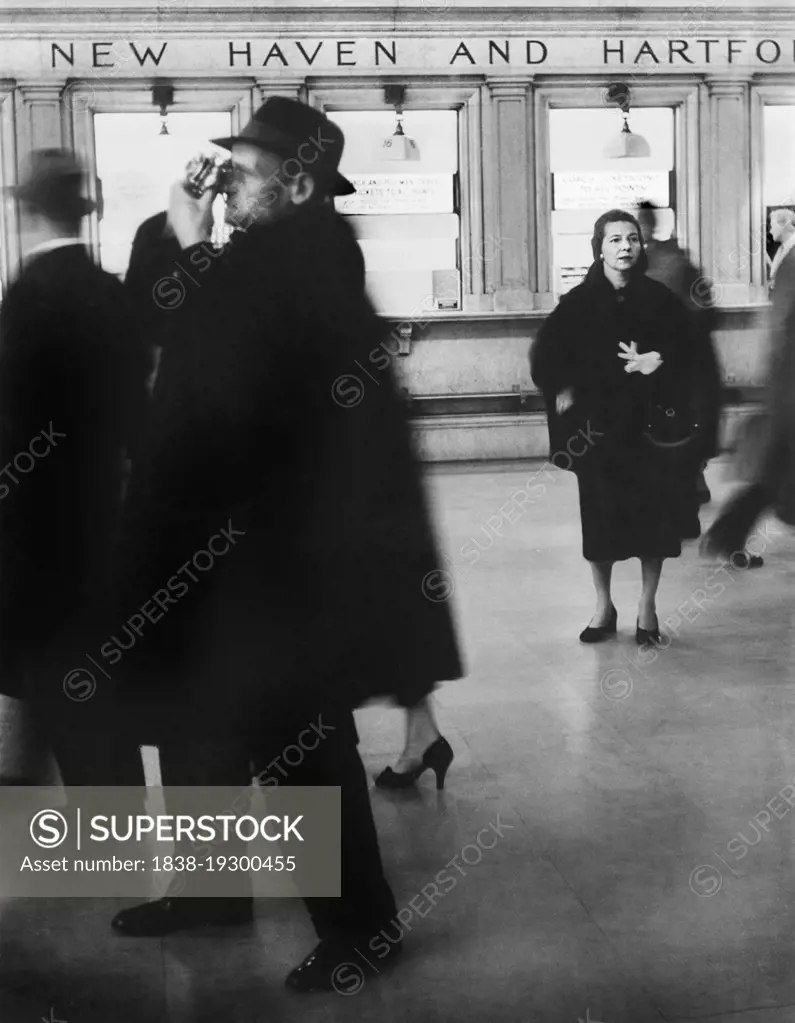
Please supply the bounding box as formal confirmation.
[549,107,675,296]
[329,110,460,315]
[93,111,232,278]
[762,105,795,278]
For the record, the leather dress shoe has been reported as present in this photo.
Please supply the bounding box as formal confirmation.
[285,936,403,993]
[579,605,617,643]
[635,616,662,647]
[374,735,454,791]
[111,896,253,937]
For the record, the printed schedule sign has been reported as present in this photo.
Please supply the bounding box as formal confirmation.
[553,171,670,210]
[336,174,453,216]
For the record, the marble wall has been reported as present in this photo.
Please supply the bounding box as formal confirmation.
[397,306,771,460]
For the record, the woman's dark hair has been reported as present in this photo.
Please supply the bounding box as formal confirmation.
[590,208,648,273]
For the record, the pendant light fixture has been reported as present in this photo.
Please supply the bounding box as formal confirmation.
[381,84,420,161]
[603,83,651,159]
[152,83,174,136]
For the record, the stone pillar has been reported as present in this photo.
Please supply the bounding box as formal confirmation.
[483,77,535,311]
[703,76,755,305]
[15,83,65,161]
[257,78,306,104]
[13,84,69,260]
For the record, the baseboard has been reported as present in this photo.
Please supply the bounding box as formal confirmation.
[412,406,757,463]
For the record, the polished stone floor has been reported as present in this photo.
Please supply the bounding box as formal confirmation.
[3,457,795,1022]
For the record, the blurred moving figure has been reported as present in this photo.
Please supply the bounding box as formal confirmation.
[700,206,795,561]
[636,201,722,512]
[531,209,720,647]
[768,208,795,293]
[110,98,463,992]
[0,150,149,785]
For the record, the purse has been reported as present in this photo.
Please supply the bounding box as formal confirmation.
[644,400,697,449]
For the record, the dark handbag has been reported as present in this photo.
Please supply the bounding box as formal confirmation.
[644,401,697,449]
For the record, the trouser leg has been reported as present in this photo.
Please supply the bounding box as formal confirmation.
[33,700,145,788]
[256,709,397,943]
[706,482,773,555]
[157,739,252,902]
[109,736,254,934]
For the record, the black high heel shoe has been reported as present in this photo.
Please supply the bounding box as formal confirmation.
[579,605,617,643]
[635,616,661,646]
[374,736,454,791]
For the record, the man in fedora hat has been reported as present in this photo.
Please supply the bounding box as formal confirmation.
[114,97,462,992]
[0,149,149,785]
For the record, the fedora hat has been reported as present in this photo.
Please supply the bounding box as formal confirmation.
[8,149,96,219]
[212,97,355,196]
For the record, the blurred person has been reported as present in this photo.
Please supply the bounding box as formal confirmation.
[0,150,149,785]
[700,205,795,561]
[530,209,720,646]
[768,207,795,292]
[636,200,722,511]
[108,98,463,992]
[124,162,457,796]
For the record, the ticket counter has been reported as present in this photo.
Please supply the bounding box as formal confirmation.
[0,0,793,458]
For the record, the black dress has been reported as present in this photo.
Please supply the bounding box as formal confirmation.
[530,262,720,563]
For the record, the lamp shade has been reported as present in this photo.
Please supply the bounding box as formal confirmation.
[381,132,420,161]
[603,117,651,159]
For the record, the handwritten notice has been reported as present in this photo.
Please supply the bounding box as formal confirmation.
[554,171,669,210]
[336,174,453,215]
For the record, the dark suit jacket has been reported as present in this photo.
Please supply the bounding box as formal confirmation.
[0,244,150,702]
[113,207,464,743]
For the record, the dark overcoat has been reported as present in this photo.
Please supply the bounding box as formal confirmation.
[756,244,795,523]
[113,205,463,743]
[0,244,149,705]
[530,262,721,561]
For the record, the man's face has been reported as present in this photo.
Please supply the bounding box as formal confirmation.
[224,143,293,229]
[770,211,791,243]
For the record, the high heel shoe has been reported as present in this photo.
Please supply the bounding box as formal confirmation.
[635,616,661,646]
[579,605,617,643]
[374,736,454,791]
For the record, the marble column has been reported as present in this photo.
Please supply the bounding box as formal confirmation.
[13,84,70,261]
[14,83,65,158]
[702,76,755,305]
[482,77,535,311]
[257,78,306,104]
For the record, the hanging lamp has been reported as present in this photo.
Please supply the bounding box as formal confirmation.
[603,83,651,159]
[381,84,420,161]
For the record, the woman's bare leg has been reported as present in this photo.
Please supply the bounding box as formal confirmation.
[588,560,615,626]
[393,696,441,772]
[639,557,663,629]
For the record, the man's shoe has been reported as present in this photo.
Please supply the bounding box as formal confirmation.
[285,937,403,994]
[699,536,764,569]
[111,896,253,937]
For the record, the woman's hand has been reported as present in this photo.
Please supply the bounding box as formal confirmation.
[618,341,663,376]
[556,388,574,414]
